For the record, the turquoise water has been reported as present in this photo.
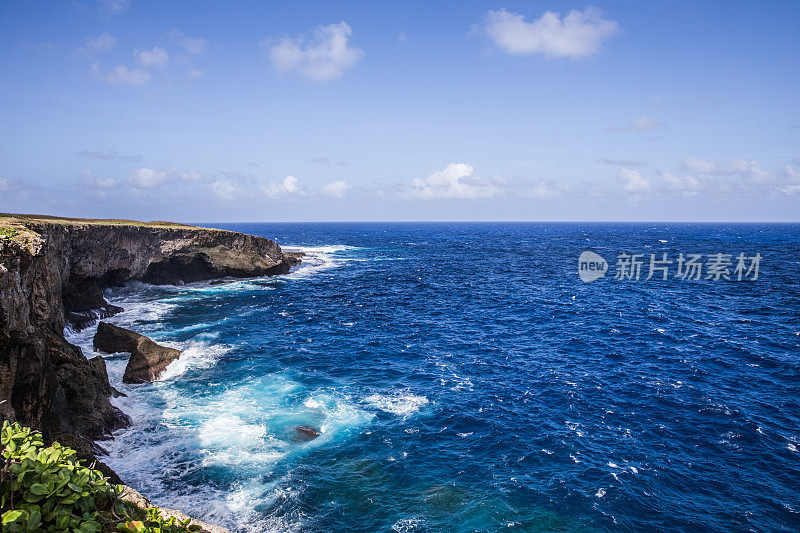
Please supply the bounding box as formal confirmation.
[68,223,800,532]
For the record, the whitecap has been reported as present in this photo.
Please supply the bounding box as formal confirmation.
[392,518,424,532]
[364,390,429,417]
[303,398,321,409]
[158,341,230,381]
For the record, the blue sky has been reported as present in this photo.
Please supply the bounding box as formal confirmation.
[1,0,799,221]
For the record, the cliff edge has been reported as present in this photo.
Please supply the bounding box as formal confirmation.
[0,214,299,473]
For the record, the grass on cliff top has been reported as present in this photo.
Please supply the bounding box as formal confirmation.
[0,214,220,251]
[0,213,200,229]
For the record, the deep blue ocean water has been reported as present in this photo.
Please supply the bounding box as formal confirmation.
[68,223,800,532]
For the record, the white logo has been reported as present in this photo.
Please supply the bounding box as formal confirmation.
[578,250,608,282]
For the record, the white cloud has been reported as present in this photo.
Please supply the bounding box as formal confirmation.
[79,169,118,191]
[262,175,302,198]
[131,167,204,188]
[608,116,668,133]
[0,177,9,192]
[170,31,207,55]
[660,169,705,195]
[129,168,166,188]
[321,180,350,198]
[91,62,151,85]
[483,7,618,58]
[96,177,117,188]
[77,32,116,56]
[778,184,800,196]
[266,22,364,81]
[75,149,141,162]
[176,169,202,182]
[100,0,129,15]
[600,157,645,167]
[90,46,171,86]
[160,166,203,182]
[679,158,769,180]
[617,168,652,192]
[410,163,499,199]
[135,47,169,69]
[523,179,564,199]
[211,180,237,200]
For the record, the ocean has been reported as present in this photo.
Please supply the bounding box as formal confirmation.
[66,223,800,532]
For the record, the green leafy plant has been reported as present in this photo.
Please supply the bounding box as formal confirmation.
[0,227,18,238]
[1,421,200,533]
[116,508,200,533]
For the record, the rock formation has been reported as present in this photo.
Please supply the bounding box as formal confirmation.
[0,215,300,473]
[93,322,182,383]
[294,424,321,441]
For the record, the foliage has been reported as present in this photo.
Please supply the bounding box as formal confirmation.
[1,421,200,533]
[0,227,19,238]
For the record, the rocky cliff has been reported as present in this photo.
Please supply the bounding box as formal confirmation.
[0,215,299,472]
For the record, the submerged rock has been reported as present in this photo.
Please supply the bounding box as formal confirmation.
[93,322,181,384]
[293,425,321,441]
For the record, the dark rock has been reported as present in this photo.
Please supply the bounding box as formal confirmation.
[0,218,298,482]
[66,304,124,331]
[293,424,321,441]
[282,251,304,267]
[93,322,181,383]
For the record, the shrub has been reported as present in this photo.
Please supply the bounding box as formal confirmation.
[0,227,18,238]
[1,421,200,533]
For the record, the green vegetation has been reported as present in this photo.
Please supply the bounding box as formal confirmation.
[0,213,197,229]
[0,227,18,238]
[1,421,200,533]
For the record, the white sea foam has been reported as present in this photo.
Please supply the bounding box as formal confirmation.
[158,341,230,381]
[199,416,287,468]
[364,391,429,417]
[282,244,360,279]
[303,398,321,409]
[63,244,379,530]
[392,518,425,532]
[101,373,371,531]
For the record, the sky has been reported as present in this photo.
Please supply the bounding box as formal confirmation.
[1,0,799,222]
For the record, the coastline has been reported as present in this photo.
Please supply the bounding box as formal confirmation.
[0,213,302,531]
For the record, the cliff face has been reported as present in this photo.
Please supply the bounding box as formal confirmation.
[0,219,298,468]
[59,223,293,311]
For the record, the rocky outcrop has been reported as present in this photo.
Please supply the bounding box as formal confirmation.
[119,486,231,533]
[52,221,299,314]
[0,216,299,470]
[93,322,181,383]
[0,227,130,457]
[293,425,321,441]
